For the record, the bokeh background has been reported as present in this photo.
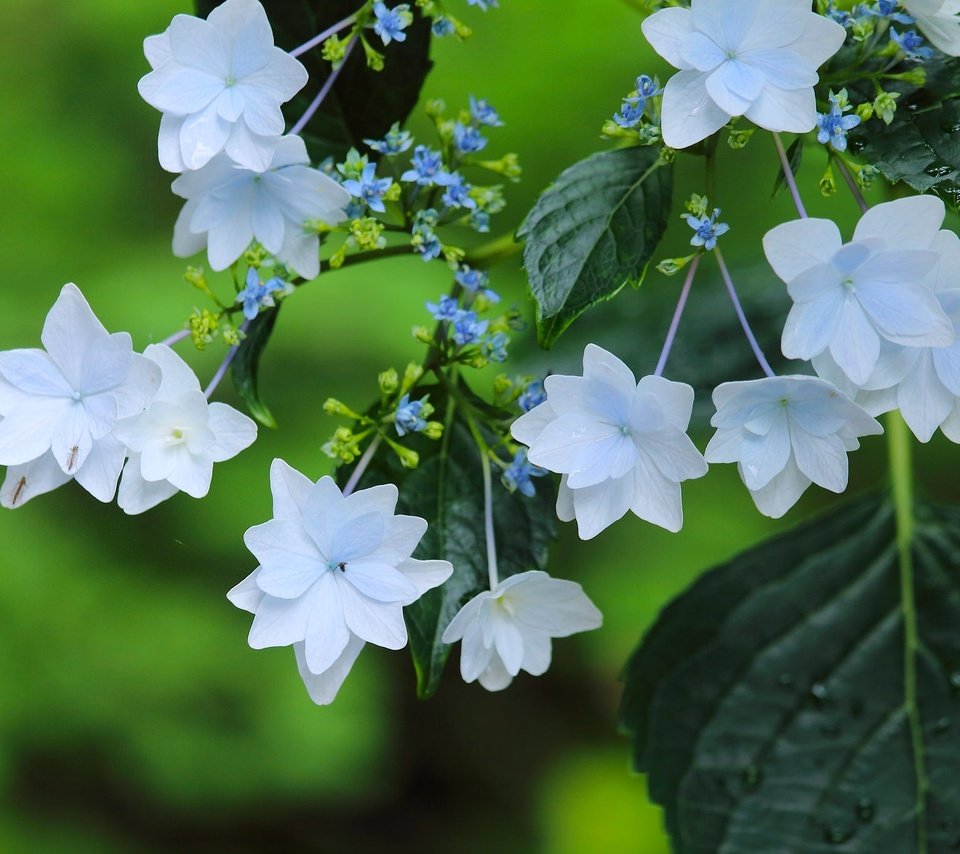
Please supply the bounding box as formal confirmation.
[2,1,959,851]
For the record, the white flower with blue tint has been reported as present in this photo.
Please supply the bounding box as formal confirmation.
[511,344,707,539]
[138,0,308,172]
[901,0,960,56]
[764,196,956,386]
[113,344,257,514]
[0,284,160,504]
[642,0,845,149]
[705,376,883,518]
[441,571,602,692]
[228,460,453,705]
[172,135,350,280]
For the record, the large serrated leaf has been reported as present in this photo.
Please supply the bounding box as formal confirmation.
[339,394,556,697]
[518,146,673,348]
[195,0,433,163]
[230,305,280,428]
[620,496,960,852]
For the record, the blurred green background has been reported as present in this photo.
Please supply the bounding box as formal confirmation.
[2,1,959,851]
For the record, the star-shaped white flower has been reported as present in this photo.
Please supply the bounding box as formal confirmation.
[227,460,453,705]
[764,196,956,386]
[902,0,960,56]
[441,570,602,692]
[642,0,846,149]
[113,344,257,514]
[172,134,350,279]
[511,344,708,539]
[138,0,308,172]
[0,284,160,503]
[705,375,883,518]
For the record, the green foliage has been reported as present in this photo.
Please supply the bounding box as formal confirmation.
[231,305,281,428]
[850,55,960,208]
[195,0,433,163]
[620,496,960,852]
[518,146,673,348]
[341,392,557,698]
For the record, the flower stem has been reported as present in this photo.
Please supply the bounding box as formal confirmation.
[654,254,701,378]
[465,414,499,590]
[159,328,190,348]
[713,248,776,379]
[886,410,929,854]
[342,434,383,497]
[290,38,357,136]
[204,319,251,400]
[289,13,358,58]
[834,157,870,214]
[772,133,807,219]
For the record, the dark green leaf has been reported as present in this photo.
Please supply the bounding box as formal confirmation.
[620,496,960,852]
[340,393,557,698]
[231,305,281,429]
[848,53,960,209]
[772,136,803,198]
[195,0,433,163]
[517,146,673,348]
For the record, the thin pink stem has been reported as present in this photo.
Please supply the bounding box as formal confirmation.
[714,248,776,379]
[654,254,701,378]
[204,319,251,400]
[342,434,382,497]
[773,133,807,219]
[159,328,190,348]
[835,158,870,214]
[289,13,358,58]
[289,38,357,136]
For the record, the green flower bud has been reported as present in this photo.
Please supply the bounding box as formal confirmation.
[820,164,837,197]
[378,368,399,395]
[322,34,347,64]
[873,91,900,125]
[423,421,444,440]
[727,127,755,150]
[412,326,433,344]
[656,254,696,276]
[493,374,514,396]
[855,103,874,122]
[402,362,423,392]
[361,38,385,71]
[323,398,361,418]
[189,308,220,351]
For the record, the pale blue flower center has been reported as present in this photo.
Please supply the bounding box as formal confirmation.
[71,391,81,401]
[842,276,856,292]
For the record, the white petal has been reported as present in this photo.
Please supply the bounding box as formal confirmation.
[0,452,72,509]
[763,218,843,283]
[581,344,638,399]
[744,83,816,133]
[641,7,695,69]
[227,567,265,614]
[660,70,732,150]
[630,454,685,532]
[117,457,180,514]
[294,635,365,705]
[246,518,325,598]
[458,618,494,683]
[490,606,525,675]
[158,113,187,174]
[172,200,208,259]
[528,414,627,481]
[51,402,94,474]
[179,102,231,170]
[704,426,745,464]
[248,590,316,648]
[507,572,603,636]
[302,573,352,672]
[852,195,945,249]
[781,290,844,359]
[511,401,557,448]
[251,192,286,254]
[0,349,72,397]
[790,429,849,492]
[898,352,955,442]
[0,399,64,465]
[73,434,126,502]
[224,123,278,172]
[519,628,552,677]
[477,654,515,692]
[788,10,847,68]
[571,474,634,539]
[338,581,408,649]
[342,560,419,603]
[396,558,453,598]
[746,456,811,518]
[855,279,955,347]
[441,593,486,644]
[207,403,257,461]
[739,421,791,490]
[269,457,314,521]
[168,13,229,77]
[829,297,881,385]
[637,375,695,430]
[41,284,110,390]
[556,476,575,522]
[705,60,764,116]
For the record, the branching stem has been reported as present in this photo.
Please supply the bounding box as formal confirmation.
[654,254,700,378]
[713,248,776,378]
[290,38,357,136]
[342,434,383,497]
[289,13,358,58]
[772,133,808,219]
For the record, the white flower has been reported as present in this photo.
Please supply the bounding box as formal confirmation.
[511,344,708,539]
[441,570,602,692]
[227,460,453,705]
[0,284,160,503]
[764,196,956,386]
[172,134,349,280]
[705,375,883,518]
[0,451,72,509]
[138,0,308,172]
[641,0,845,149]
[113,344,257,514]
[902,0,960,56]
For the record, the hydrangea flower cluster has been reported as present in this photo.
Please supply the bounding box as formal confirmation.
[0,285,255,511]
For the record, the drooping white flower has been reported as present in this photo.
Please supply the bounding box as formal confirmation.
[764,196,956,386]
[0,284,161,503]
[511,344,708,539]
[441,570,602,692]
[641,0,846,149]
[172,134,349,279]
[113,344,257,514]
[138,0,308,172]
[705,375,883,518]
[902,0,960,56]
[227,460,453,705]
[172,136,350,279]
